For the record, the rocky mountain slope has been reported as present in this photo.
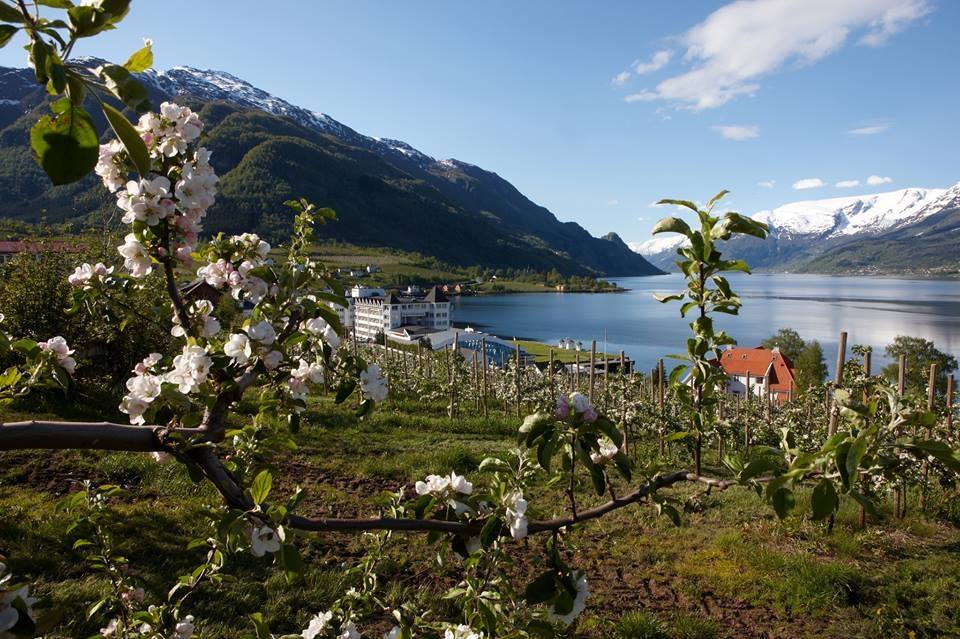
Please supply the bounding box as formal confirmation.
[0,61,662,277]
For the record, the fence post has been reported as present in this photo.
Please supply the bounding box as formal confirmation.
[657,358,665,457]
[896,354,906,518]
[827,331,848,436]
[589,340,596,403]
[549,348,556,408]
[481,337,488,418]
[575,353,580,390]
[920,363,937,512]
[472,350,479,412]
[514,340,522,417]
[947,374,955,441]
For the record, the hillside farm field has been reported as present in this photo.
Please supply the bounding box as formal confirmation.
[2,396,958,639]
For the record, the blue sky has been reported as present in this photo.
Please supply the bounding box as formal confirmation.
[2,1,957,245]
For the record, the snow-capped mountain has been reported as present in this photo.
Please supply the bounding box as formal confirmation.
[634,183,960,273]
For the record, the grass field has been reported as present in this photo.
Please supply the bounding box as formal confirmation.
[516,339,619,364]
[1,397,958,638]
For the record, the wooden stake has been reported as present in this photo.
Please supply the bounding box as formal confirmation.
[827,331,848,436]
[897,354,906,518]
[549,348,556,407]
[657,358,665,457]
[575,353,581,390]
[481,337,488,417]
[947,374,955,440]
[920,363,937,512]
[514,340,522,417]
[897,354,906,396]
[589,340,596,403]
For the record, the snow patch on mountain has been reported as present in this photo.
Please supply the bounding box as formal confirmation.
[753,187,946,239]
[633,184,956,260]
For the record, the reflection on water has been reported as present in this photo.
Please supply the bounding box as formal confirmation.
[451,274,960,374]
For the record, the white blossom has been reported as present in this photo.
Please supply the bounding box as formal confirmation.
[590,437,619,465]
[505,490,528,540]
[547,572,589,626]
[94,139,126,192]
[360,364,388,402]
[302,316,340,349]
[384,626,402,639]
[302,611,334,639]
[118,234,152,278]
[444,625,482,639]
[339,621,360,639]
[245,320,277,345]
[250,526,281,557]
[262,350,284,370]
[39,336,76,374]
[164,345,212,394]
[173,614,195,639]
[223,333,252,366]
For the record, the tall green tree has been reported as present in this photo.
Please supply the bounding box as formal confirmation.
[882,335,957,394]
[761,328,806,361]
[793,340,828,392]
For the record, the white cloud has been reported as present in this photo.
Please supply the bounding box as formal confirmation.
[866,175,892,185]
[835,179,860,188]
[848,120,891,135]
[624,91,659,103]
[611,70,631,87]
[623,0,931,110]
[793,178,825,190]
[757,180,776,188]
[636,216,645,222]
[633,50,673,74]
[648,201,665,208]
[712,124,759,140]
[607,199,620,206]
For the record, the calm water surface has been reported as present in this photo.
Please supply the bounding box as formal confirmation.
[450,274,960,374]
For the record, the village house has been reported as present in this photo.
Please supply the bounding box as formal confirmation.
[719,346,796,404]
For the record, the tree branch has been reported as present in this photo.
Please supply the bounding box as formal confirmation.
[0,420,202,451]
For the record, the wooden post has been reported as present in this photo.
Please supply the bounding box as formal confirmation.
[589,340,596,403]
[947,374,955,440]
[603,348,610,411]
[764,373,772,426]
[657,359,665,457]
[472,351,479,412]
[620,350,627,426]
[920,363,937,512]
[896,354,906,518]
[549,348,556,407]
[863,350,872,403]
[514,340,522,417]
[827,331,848,436]
[575,353,580,390]
[480,337,488,417]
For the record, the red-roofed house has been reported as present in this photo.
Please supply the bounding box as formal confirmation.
[719,346,796,404]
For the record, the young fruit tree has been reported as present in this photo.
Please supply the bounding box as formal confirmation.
[1,3,959,638]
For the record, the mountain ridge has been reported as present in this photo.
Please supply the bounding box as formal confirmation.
[0,61,662,277]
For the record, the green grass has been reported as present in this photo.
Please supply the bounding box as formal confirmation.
[516,339,618,363]
[2,397,960,638]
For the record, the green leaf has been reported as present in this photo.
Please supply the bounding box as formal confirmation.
[0,24,17,47]
[810,479,838,521]
[705,189,730,211]
[0,2,24,23]
[656,198,700,214]
[250,470,273,505]
[30,102,99,185]
[37,0,75,7]
[527,620,556,639]
[279,543,302,582]
[771,487,795,519]
[525,572,557,605]
[96,64,150,112]
[123,39,153,72]
[845,435,869,483]
[651,216,692,236]
[479,516,502,548]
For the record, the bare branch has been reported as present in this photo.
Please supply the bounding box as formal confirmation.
[0,420,202,451]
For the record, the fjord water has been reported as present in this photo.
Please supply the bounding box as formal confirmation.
[451,274,960,374]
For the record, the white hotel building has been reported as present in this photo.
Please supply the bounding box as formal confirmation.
[341,285,452,343]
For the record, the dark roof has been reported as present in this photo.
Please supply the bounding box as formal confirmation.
[424,286,448,303]
[385,292,402,305]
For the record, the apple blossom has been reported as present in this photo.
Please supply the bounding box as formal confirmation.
[360,364,388,402]
[302,611,334,639]
[171,300,221,338]
[339,621,360,639]
[505,491,528,540]
[118,234,152,278]
[94,139,125,192]
[250,526,281,558]
[39,336,76,374]
[223,333,252,366]
[262,350,284,370]
[444,624,482,639]
[245,320,277,345]
[589,438,619,465]
[164,345,212,394]
[384,626,402,639]
[547,572,588,626]
[0,564,37,636]
[173,614,196,639]
[302,316,340,349]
